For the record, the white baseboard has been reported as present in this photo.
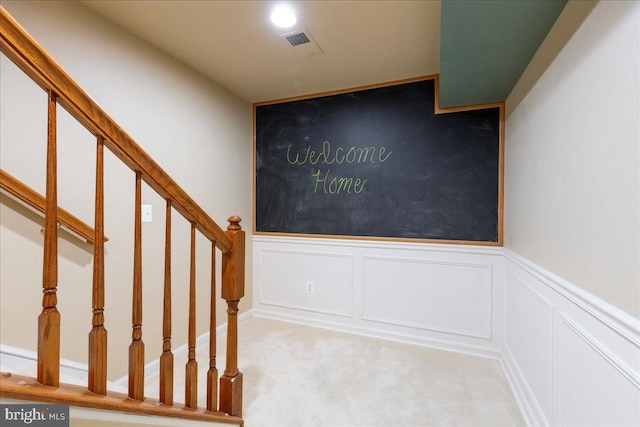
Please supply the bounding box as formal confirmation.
[0,343,89,384]
[252,308,501,360]
[501,344,547,427]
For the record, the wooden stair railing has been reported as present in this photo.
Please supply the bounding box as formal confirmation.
[0,169,107,245]
[0,6,245,425]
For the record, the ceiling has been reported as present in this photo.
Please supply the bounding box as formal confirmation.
[440,0,567,108]
[81,0,566,106]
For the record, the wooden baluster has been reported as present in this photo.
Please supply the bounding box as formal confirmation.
[88,136,107,395]
[129,172,144,400]
[220,216,244,417]
[38,90,60,387]
[206,240,218,412]
[159,200,173,405]
[185,223,198,408]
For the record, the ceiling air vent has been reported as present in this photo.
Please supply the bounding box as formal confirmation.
[281,29,322,57]
[285,32,310,46]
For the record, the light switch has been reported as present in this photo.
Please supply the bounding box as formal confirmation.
[142,204,152,223]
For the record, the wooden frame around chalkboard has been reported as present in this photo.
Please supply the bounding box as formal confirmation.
[253,75,504,246]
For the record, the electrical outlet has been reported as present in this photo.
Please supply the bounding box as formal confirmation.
[305,281,315,293]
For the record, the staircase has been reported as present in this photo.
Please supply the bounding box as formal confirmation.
[0,6,245,425]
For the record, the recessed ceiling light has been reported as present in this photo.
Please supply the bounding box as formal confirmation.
[270,5,297,28]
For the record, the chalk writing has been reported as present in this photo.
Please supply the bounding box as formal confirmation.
[286,140,391,195]
[287,140,392,166]
[312,169,367,194]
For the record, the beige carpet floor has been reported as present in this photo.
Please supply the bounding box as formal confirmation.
[146,316,525,427]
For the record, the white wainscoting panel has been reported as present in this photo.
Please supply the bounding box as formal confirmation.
[253,236,504,358]
[504,268,553,425]
[362,256,492,339]
[558,315,640,427]
[253,238,640,426]
[258,248,354,317]
[503,250,640,427]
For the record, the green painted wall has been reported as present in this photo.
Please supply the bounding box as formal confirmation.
[440,0,567,108]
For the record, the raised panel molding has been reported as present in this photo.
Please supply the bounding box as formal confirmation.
[559,315,640,399]
[257,248,354,317]
[503,250,640,427]
[361,255,493,339]
[253,236,503,359]
[557,315,640,427]
[504,267,554,426]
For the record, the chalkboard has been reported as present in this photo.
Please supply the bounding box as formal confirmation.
[254,78,502,244]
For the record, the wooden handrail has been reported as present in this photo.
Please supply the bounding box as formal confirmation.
[0,7,232,254]
[0,169,107,245]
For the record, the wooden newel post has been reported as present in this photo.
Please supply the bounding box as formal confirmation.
[219,216,245,417]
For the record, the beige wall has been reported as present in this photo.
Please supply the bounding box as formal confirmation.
[0,0,252,379]
[505,0,639,318]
